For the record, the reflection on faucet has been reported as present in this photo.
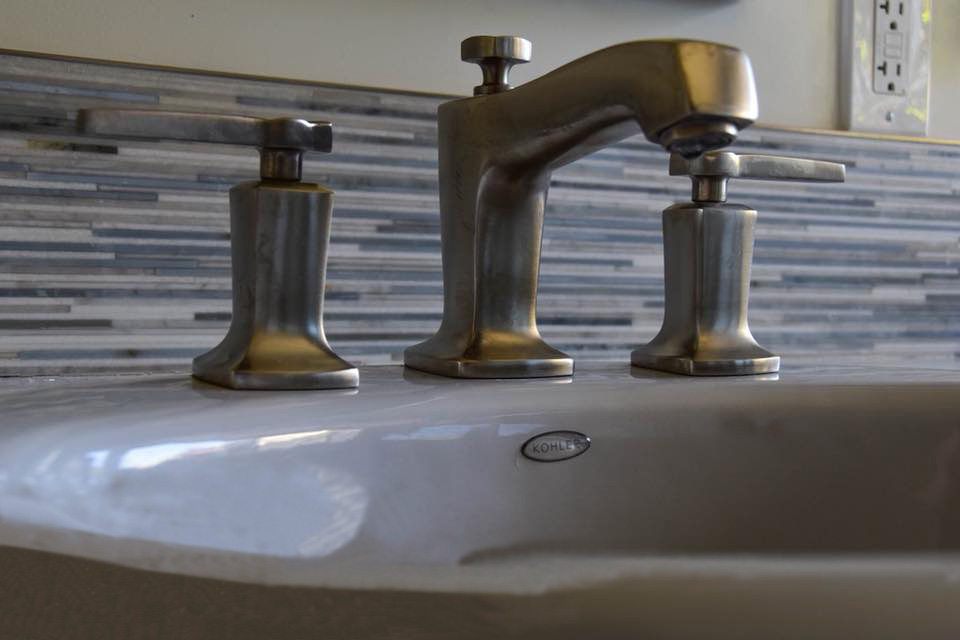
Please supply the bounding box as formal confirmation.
[405,37,758,379]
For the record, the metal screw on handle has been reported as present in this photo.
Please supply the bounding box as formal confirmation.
[77,109,333,181]
[461,35,532,95]
[669,151,846,203]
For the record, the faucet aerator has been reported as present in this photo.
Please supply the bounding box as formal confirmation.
[660,120,741,158]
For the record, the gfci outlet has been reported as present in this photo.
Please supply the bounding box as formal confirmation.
[873,0,909,95]
[841,0,932,135]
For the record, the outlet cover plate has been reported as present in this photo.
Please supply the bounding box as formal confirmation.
[840,0,932,135]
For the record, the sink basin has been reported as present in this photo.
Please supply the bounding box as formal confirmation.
[2,363,960,638]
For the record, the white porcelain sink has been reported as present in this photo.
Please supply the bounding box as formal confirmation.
[2,363,960,639]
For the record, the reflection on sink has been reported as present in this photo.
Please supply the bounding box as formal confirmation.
[2,363,960,638]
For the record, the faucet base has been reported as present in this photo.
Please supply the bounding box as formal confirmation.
[404,336,572,378]
[631,342,780,377]
[193,335,359,391]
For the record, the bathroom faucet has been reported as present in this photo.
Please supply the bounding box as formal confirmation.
[404,36,759,379]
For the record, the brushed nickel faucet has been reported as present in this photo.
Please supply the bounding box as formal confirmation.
[632,151,845,376]
[404,36,759,379]
[78,109,359,390]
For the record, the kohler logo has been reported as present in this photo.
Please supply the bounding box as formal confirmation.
[521,431,591,462]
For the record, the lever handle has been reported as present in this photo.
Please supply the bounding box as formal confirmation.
[669,151,845,203]
[77,109,332,181]
[461,35,532,96]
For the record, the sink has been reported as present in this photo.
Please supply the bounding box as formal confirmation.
[2,363,960,638]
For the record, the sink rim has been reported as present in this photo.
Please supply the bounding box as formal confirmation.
[1,361,960,592]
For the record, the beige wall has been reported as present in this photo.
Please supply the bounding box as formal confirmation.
[2,0,958,138]
[930,0,960,140]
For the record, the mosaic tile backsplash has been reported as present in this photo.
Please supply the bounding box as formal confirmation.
[0,51,958,376]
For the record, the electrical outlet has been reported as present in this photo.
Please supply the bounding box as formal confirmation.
[840,0,932,136]
[872,0,908,95]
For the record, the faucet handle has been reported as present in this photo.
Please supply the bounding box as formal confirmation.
[77,109,332,181]
[461,35,532,96]
[670,151,845,203]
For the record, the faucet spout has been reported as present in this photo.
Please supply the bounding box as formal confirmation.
[404,39,758,378]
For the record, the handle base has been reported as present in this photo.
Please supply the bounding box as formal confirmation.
[192,182,357,390]
[632,202,779,377]
[631,342,780,377]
